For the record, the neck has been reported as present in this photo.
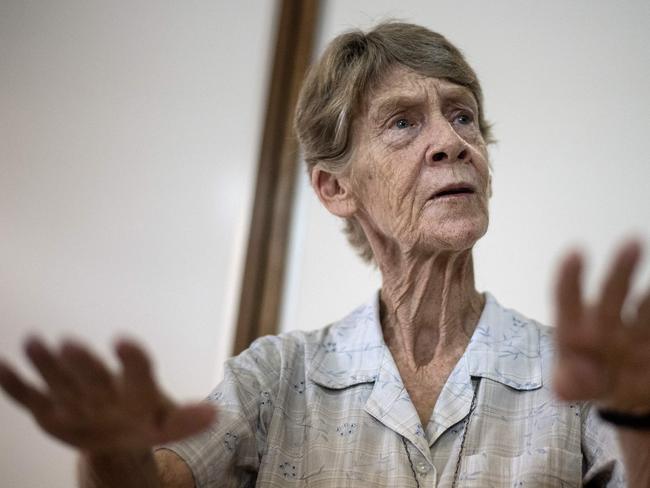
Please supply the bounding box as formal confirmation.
[378,248,484,369]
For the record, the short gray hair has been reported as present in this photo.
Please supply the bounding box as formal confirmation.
[294,22,493,263]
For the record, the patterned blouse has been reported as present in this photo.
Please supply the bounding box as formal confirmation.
[162,292,626,487]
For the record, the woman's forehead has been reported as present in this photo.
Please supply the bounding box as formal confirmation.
[367,67,476,117]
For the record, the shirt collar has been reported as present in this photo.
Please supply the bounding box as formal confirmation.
[308,290,543,391]
[464,293,543,390]
[308,294,385,388]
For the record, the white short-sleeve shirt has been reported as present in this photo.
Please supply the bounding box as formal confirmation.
[163,292,625,487]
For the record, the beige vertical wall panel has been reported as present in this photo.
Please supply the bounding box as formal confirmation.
[280,0,650,333]
[0,1,276,486]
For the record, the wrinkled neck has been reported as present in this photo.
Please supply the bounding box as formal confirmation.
[378,249,484,368]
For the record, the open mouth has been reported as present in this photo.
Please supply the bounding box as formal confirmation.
[431,184,476,199]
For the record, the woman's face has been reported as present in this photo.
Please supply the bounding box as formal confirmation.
[348,65,491,256]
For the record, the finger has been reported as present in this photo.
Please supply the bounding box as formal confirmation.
[115,339,159,403]
[157,403,217,444]
[59,340,117,403]
[635,287,650,329]
[554,250,585,348]
[596,240,642,328]
[25,338,81,404]
[0,359,53,415]
[553,353,603,401]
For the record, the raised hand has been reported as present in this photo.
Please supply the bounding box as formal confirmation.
[553,240,650,413]
[0,337,216,454]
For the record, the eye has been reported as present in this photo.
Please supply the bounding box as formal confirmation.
[454,112,474,125]
[394,118,412,129]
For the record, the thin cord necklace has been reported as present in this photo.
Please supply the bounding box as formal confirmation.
[403,379,479,488]
[451,382,479,487]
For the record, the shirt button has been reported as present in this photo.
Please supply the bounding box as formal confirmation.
[415,460,429,474]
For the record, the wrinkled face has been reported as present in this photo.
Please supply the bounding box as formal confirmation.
[348,65,491,255]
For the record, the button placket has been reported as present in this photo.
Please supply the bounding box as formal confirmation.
[415,459,430,474]
[414,456,436,488]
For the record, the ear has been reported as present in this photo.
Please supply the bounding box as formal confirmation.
[487,172,493,198]
[311,165,357,218]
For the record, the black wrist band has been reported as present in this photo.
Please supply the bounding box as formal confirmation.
[598,409,650,430]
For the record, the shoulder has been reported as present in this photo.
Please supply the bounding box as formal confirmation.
[476,293,557,387]
[228,293,381,378]
[222,324,336,391]
[487,293,555,349]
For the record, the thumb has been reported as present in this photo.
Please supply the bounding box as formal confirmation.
[158,403,218,443]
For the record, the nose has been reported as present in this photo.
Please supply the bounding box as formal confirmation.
[431,147,468,162]
[425,119,470,165]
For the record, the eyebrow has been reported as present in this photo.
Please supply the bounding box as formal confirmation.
[369,94,427,123]
[368,85,479,125]
[439,85,479,110]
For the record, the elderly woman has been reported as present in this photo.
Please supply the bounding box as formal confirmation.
[1,22,649,487]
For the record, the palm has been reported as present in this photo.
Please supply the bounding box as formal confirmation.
[0,339,216,453]
[553,241,650,412]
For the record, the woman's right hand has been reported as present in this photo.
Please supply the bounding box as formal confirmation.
[0,337,216,454]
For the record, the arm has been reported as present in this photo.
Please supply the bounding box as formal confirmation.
[616,429,650,488]
[0,338,215,488]
[77,449,194,488]
[150,340,282,487]
[553,240,650,487]
[78,450,161,488]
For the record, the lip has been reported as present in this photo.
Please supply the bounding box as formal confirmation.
[429,182,477,200]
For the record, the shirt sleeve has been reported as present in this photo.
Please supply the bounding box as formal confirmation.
[159,336,283,488]
[582,403,627,487]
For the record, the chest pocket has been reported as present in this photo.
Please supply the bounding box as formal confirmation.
[458,448,582,487]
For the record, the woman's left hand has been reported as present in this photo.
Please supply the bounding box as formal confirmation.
[553,240,650,413]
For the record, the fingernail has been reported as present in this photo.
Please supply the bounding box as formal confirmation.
[0,360,13,381]
[60,336,85,353]
[627,239,642,254]
[24,337,44,354]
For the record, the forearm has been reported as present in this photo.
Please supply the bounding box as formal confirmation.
[617,429,650,488]
[78,449,161,488]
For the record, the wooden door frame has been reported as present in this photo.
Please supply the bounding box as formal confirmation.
[232,0,321,355]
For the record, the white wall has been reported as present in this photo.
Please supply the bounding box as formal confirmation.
[2,1,649,486]
[280,0,650,333]
[0,1,276,486]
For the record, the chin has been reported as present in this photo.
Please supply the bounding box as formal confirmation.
[420,215,489,252]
